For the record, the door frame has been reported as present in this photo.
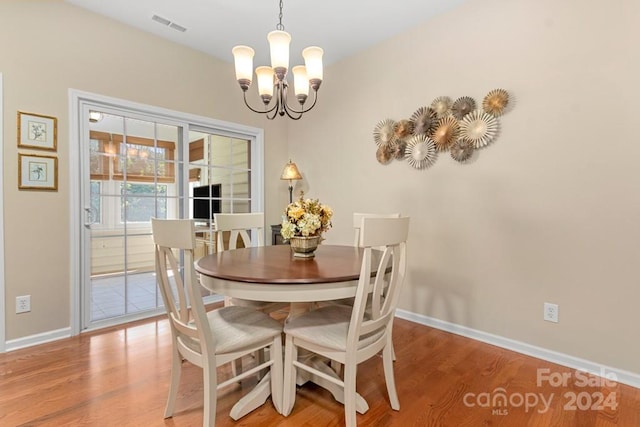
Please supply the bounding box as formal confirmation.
[68,89,264,335]
[0,73,5,351]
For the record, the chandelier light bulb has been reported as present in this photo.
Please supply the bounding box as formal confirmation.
[232,45,255,91]
[302,46,323,90]
[267,30,291,79]
[256,66,275,103]
[291,66,309,104]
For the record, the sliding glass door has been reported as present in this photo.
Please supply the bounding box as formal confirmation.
[75,95,262,331]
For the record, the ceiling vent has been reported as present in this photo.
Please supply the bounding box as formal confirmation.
[151,14,187,32]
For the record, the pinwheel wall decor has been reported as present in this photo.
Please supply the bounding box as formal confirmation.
[373,89,512,169]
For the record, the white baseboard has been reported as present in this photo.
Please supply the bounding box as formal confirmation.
[5,327,71,352]
[2,295,226,352]
[395,309,640,389]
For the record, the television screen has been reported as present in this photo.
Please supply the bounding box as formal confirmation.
[193,184,221,220]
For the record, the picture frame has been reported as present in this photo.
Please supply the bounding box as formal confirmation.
[18,153,58,191]
[17,111,57,151]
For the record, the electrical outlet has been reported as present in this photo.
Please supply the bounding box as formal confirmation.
[544,302,558,323]
[16,295,31,314]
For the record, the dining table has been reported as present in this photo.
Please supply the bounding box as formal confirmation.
[194,244,382,417]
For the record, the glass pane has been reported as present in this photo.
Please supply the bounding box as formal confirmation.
[121,148,156,179]
[126,271,159,312]
[89,181,101,224]
[232,200,250,213]
[165,195,181,220]
[209,135,232,167]
[232,169,251,200]
[91,275,125,321]
[120,183,168,223]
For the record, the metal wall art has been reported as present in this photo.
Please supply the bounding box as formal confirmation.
[372,89,511,169]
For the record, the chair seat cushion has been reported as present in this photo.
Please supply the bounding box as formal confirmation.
[283,306,384,352]
[204,306,282,354]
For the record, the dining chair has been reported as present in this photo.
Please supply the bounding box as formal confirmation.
[213,212,288,315]
[327,212,401,365]
[282,216,409,427]
[152,218,283,427]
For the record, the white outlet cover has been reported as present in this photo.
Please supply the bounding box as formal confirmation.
[544,302,558,323]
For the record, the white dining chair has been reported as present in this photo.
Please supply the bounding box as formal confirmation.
[282,216,409,427]
[152,218,283,427]
[213,212,288,315]
[327,212,401,365]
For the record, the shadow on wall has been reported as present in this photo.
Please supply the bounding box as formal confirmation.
[407,267,475,328]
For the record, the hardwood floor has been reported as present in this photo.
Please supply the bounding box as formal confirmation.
[1,311,638,426]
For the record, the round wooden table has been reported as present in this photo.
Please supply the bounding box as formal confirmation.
[195,244,378,303]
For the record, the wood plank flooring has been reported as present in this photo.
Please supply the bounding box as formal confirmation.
[1,310,638,426]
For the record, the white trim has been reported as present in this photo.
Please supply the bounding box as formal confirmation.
[395,309,640,389]
[5,327,71,352]
[0,73,5,352]
[4,295,224,350]
[69,88,264,335]
[69,90,81,336]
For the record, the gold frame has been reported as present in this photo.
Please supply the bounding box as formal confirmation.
[18,153,58,191]
[17,111,58,151]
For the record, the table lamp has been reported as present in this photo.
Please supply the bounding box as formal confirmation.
[280,160,302,203]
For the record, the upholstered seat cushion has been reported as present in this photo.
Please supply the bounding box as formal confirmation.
[283,305,384,352]
[182,306,282,355]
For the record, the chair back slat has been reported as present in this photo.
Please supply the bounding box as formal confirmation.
[352,212,400,247]
[348,217,409,351]
[214,213,265,250]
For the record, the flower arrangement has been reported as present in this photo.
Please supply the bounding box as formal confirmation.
[281,194,333,240]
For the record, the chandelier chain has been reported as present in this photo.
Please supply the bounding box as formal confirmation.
[276,0,284,31]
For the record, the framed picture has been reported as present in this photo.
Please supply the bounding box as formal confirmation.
[17,111,57,151]
[18,153,58,191]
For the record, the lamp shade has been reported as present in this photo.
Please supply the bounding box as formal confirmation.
[231,45,255,82]
[256,66,275,97]
[280,160,302,180]
[267,30,291,71]
[291,66,309,97]
[302,46,323,82]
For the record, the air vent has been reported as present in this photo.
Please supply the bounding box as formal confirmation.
[151,14,170,26]
[151,14,187,32]
[169,22,187,33]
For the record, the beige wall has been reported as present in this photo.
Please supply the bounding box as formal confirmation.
[288,0,639,375]
[0,1,288,340]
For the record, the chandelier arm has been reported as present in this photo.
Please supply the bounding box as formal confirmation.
[281,90,319,115]
[242,91,279,115]
[266,98,280,120]
[282,106,304,120]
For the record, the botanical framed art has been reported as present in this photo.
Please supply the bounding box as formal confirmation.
[17,111,57,151]
[18,153,58,191]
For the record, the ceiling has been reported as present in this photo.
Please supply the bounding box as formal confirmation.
[65,0,468,67]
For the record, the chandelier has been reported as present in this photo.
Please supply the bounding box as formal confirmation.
[231,0,323,120]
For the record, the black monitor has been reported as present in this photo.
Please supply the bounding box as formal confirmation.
[193,183,221,221]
